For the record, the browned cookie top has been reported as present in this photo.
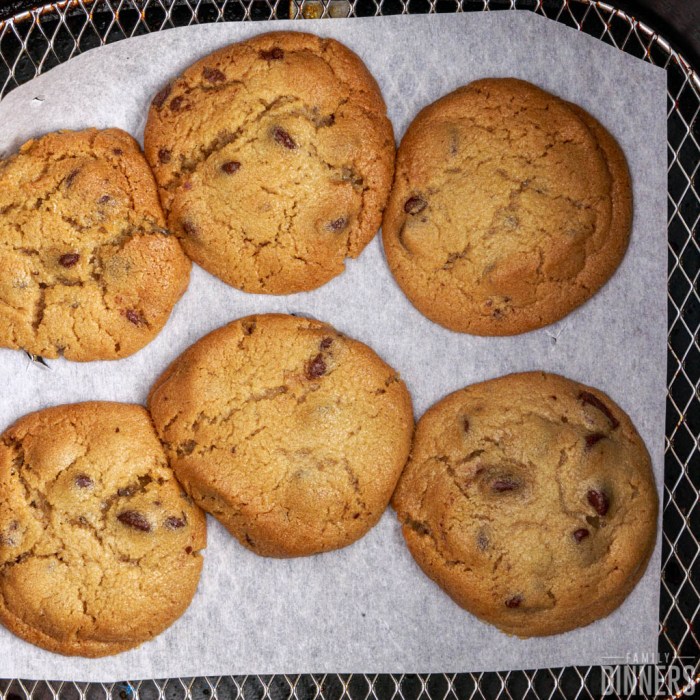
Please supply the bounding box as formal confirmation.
[148,314,414,557]
[0,402,206,657]
[0,128,191,362]
[382,78,632,335]
[392,372,657,637]
[144,31,395,295]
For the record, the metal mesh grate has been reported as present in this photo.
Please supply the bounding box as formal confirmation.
[0,1,698,698]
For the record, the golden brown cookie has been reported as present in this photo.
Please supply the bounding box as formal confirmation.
[382,78,632,335]
[0,128,191,362]
[144,31,394,294]
[148,314,413,557]
[392,372,657,637]
[0,402,206,657]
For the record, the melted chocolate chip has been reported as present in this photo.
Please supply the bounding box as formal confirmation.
[221,161,241,175]
[152,84,172,109]
[98,194,111,204]
[326,217,348,232]
[125,309,144,326]
[579,391,620,430]
[405,518,430,536]
[587,489,610,516]
[74,474,93,489]
[477,530,488,551]
[64,169,79,188]
[202,67,225,83]
[158,148,171,164]
[177,440,197,457]
[273,127,296,150]
[505,594,522,608]
[117,510,151,532]
[259,47,284,60]
[170,96,185,112]
[59,252,80,268]
[491,477,520,492]
[320,337,333,350]
[181,221,198,238]
[585,433,606,449]
[117,486,135,497]
[165,516,187,530]
[573,528,590,543]
[404,196,427,215]
[306,353,327,379]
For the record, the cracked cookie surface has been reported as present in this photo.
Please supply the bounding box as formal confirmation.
[382,78,632,335]
[0,402,206,657]
[144,31,394,294]
[148,313,414,557]
[392,372,657,637]
[0,128,191,361]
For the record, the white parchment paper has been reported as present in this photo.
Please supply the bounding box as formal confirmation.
[0,11,667,680]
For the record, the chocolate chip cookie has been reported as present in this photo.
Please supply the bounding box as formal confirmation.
[392,372,657,637]
[148,314,413,557]
[0,128,191,362]
[383,78,632,335]
[0,402,206,657]
[144,31,394,294]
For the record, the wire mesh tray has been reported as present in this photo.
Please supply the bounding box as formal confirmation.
[0,0,698,698]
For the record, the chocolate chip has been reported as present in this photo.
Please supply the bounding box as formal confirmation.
[306,353,327,379]
[585,433,606,449]
[152,84,172,109]
[272,127,296,150]
[404,196,427,215]
[491,477,520,492]
[117,510,151,532]
[463,418,470,433]
[259,47,284,60]
[158,148,171,164]
[326,217,347,232]
[221,161,241,175]
[202,67,225,83]
[165,516,187,530]
[117,486,135,497]
[177,440,197,457]
[505,594,522,608]
[98,194,112,204]
[587,489,610,516]
[405,518,430,536]
[64,169,79,188]
[320,337,333,350]
[579,391,620,430]
[185,546,193,554]
[242,320,256,336]
[74,474,93,489]
[477,530,488,551]
[181,221,198,238]
[112,148,123,156]
[59,252,80,268]
[573,528,590,542]
[124,309,144,326]
[183,181,193,191]
[170,96,185,112]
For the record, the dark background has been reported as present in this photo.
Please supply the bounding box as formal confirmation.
[0,0,699,71]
